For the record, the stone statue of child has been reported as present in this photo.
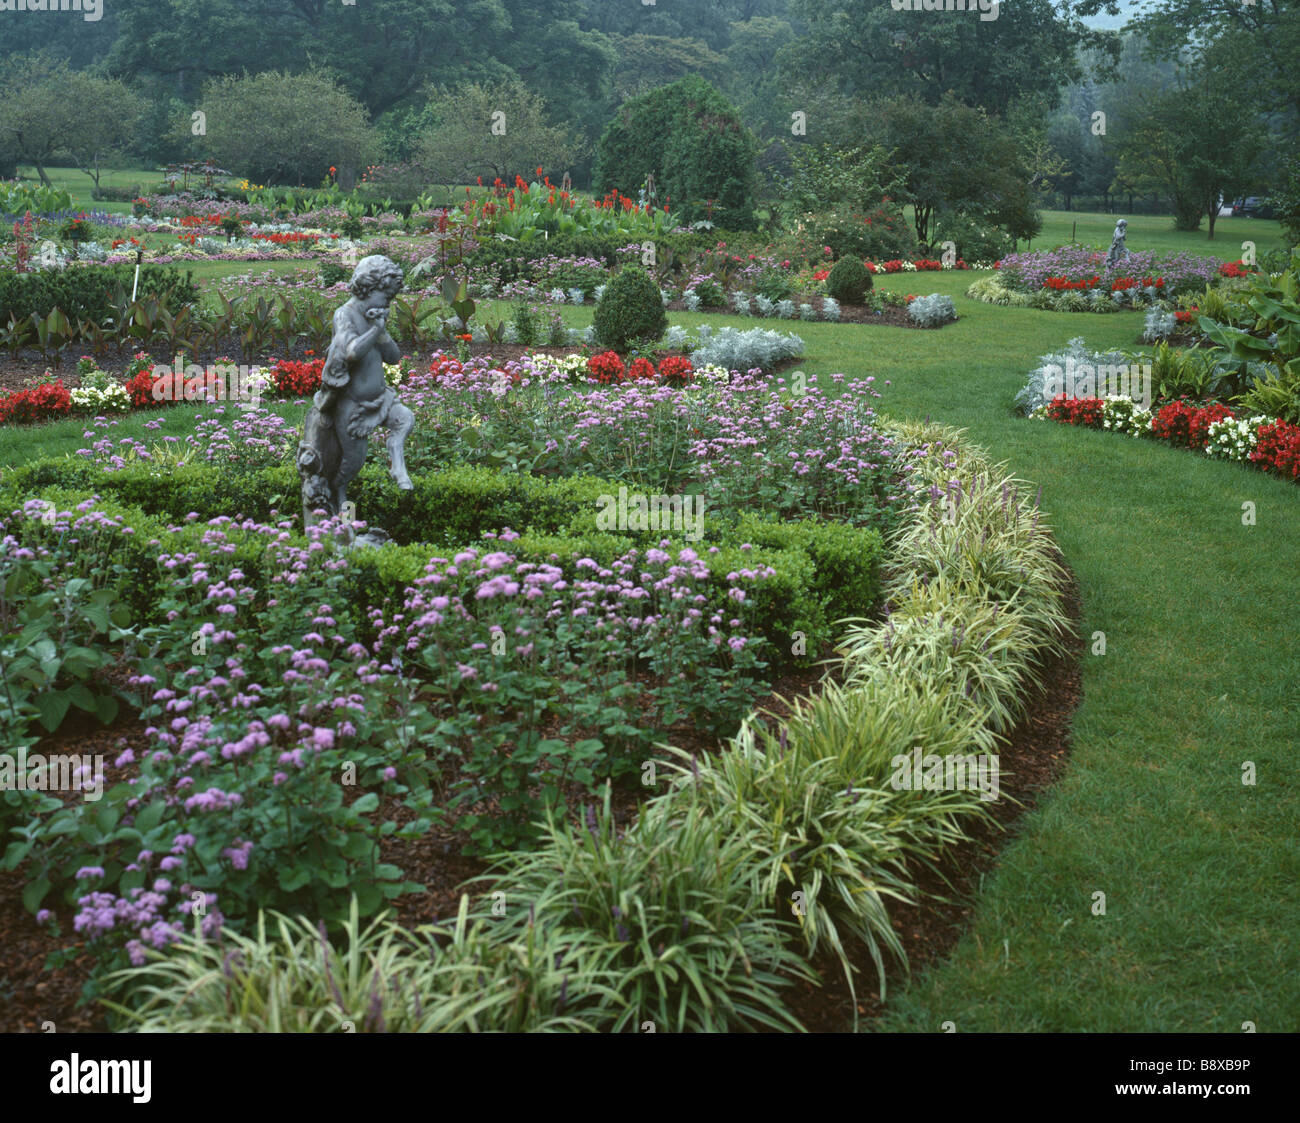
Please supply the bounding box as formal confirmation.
[1104,218,1129,271]
[298,255,415,528]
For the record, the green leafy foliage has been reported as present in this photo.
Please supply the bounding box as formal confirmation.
[0,265,197,327]
[594,76,758,230]
[592,265,667,352]
[826,255,872,303]
[0,548,135,743]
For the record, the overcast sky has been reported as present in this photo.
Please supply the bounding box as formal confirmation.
[1078,0,1147,30]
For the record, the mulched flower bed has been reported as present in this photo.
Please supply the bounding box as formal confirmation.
[0,342,589,395]
[0,561,1082,1034]
[0,657,834,1032]
[0,342,804,402]
[776,560,1084,1032]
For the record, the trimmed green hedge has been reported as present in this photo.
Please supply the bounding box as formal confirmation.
[1,459,883,668]
[0,264,198,324]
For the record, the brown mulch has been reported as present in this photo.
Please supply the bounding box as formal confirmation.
[776,562,1084,1032]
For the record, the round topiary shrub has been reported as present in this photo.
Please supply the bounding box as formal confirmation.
[826,256,872,304]
[593,265,668,352]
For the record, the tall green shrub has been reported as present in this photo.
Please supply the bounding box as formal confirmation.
[593,77,758,231]
[592,265,667,352]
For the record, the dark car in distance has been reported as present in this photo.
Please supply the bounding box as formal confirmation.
[1232,196,1275,218]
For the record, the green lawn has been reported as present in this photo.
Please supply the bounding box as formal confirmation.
[802,297,1300,1033]
[14,165,166,214]
[1030,207,1290,260]
[2,217,1297,1033]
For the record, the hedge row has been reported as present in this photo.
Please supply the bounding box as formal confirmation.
[0,264,199,324]
[1,459,883,669]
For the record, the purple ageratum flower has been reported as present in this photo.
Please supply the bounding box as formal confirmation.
[75,866,106,881]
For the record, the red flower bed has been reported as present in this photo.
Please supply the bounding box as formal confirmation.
[864,258,963,274]
[657,356,694,385]
[272,358,325,397]
[252,231,320,245]
[626,357,657,382]
[1045,394,1105,427]
[1249,418,1300,479]
[1150,400,1233,449]
[1045,275,1099,291]
[1219,260,1253,279]
[0,380,73,424]
[1110,276,1165,293]
[587,351,626,384]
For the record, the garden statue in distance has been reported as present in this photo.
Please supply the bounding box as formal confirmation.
[1104,218,1129,271]
[297,254,414,536]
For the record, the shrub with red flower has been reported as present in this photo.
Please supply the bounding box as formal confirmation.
[1248,418,1300,479]
[1219,260,1253,279]
[1045,394,1105,428]
[0,380,73,424]
[587,351,626,384]
[1150,400,1196,447]
[271,358,325,397]
[657,356,694,386]
[429,355,464,380]
[626,357,656,382]
[1175,307,1197,324]
[1151,400,1233,449]
[125,369,157,408]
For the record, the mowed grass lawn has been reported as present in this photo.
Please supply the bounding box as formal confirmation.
[2,217,1297,1032]
[801,281,1300,1033]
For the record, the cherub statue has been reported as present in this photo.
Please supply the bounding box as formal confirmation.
[297,254,414,529]
[1104,218,1129,271]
